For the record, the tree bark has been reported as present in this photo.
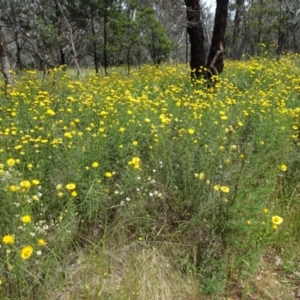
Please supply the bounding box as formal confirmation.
[104,0,108,76]
[0,27,13,90]
[185,0,206,80]
[90,6,99,74]
[55,1,66,67]
[185,0,229,81]
[276,0,287,58]
[230,0,244,59]
[206,0,229,79]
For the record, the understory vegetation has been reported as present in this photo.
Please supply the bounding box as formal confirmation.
[0,55,300,299]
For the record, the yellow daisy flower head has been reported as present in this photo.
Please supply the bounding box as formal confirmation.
[71,190,77,197]
[9,185,18,192]
[20,245,34,259]
[213,184,220,191]
[20,180,31,190]
[37,239,47,246]
[262,208,269,214]
[280,164,287,172]
[272,215,283,225]
[220,186,230,193]
[56,184,63,190]
[66,183,76,190]
[21,215,32,224]
[7,158,16,167]
[2,234,15,245]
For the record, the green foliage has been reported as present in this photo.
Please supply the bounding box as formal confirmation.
[137,7,173,64]
[0,56,300,298]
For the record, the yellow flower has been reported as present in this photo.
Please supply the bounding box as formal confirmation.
[66,183,76,190]
[32,195,40,201]
[20,245,34,259]
[2,234,15,245]
[64,132,73,139]
[105,172,112,178]
[199,173,205,180]
[9,185,18,192]
[20,180,31,190]
[128,157,141,169]
[7,158,16,167]
[37,239,47,246]
[220,186,230,193]
[263,208,269,214]
[46,108,56,116]
[21,215,31,224]
[272,215,283,225]
[56,184,63,190]
[213,184,220,191]
[280,164,287,172]
[188,129,195,134]
[71,190,77,197]
[92,162,99,168]
[32,179,40,185]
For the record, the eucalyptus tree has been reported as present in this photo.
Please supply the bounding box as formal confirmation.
[107,0,142,72]
[0,26,13,90]
[184,0,229,80]
[228,0,245,59]
[0,0,69,69]
[227,0,300,58]
[137,7,173,65]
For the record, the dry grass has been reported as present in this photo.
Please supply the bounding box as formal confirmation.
[53,242,202,300]
[226,252,296,300]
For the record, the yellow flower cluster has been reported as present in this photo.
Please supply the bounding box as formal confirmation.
[128,157,141,169]
[271,215,284,230]
[57,182,78,198]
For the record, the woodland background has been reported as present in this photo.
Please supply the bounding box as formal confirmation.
[0,0,299,75]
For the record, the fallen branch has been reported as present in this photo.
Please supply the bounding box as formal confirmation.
[206,41,224,78]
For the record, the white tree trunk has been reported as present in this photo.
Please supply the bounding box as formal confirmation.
[0,27,13,90]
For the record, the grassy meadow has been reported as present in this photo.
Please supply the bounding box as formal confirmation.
[0,55,300,299]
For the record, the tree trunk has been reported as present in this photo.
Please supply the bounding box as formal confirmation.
[55,1,66,67]
[276,0,287,59]
[257,0,263,48]
[206,0,229,79]
[90,7,99,74]
[185,0,229,81]
[185,0,206,79]
[104,0,108,76]
[230,0,244,59]
[0,27,13,90]
[15,31,24,70]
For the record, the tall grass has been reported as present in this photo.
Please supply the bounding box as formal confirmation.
[0,55,300,299]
